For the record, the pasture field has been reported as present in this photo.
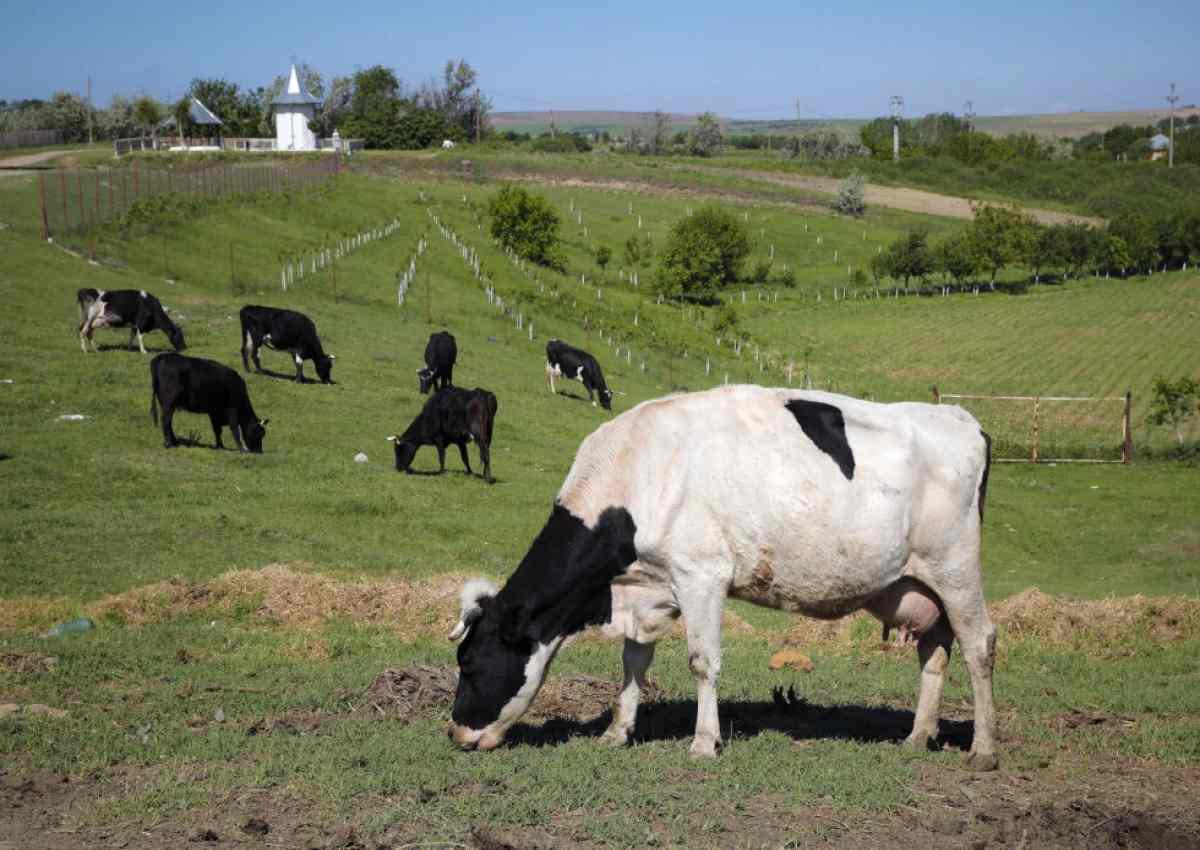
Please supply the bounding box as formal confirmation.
[2,163,1199,848]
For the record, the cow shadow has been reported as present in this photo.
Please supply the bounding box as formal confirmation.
[505,692,973,753]
[553,389,590,404]
[249,367,308,383]
[93,343,174,354]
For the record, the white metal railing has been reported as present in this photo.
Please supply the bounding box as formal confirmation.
[114,136,365,156]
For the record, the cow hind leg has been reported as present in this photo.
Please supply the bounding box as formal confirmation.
[675,577,728,758]
[920,565,999,771]
[161,403,179,448]
[227,410,246,452]
[906,617,954,750]
[456,441,472,475]
[601,639,656,746]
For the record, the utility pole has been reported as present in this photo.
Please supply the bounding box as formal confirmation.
[1167,83,1180,168]
[474,89,482,144]
[889,95,904,162]
[86,76,94,144]
[964,100,975,160]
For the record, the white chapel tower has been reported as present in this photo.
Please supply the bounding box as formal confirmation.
[272,65,320,151]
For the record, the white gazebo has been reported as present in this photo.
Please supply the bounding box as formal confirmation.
[272,65,321,151]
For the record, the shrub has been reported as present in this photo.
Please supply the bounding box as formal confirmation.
[654,206,751,303]
[487,185,565,270]
[776,266,797,288]
[751,259,772,284]
[834,171,866,217]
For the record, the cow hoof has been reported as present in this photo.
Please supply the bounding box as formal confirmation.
[688,737,722,759]
[599,727,630,747]
[903,730,936,751]
[966,751,999,772]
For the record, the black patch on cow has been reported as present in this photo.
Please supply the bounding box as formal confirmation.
[977,429,992,520]
[785,400,856,480]
[451,503,638,730]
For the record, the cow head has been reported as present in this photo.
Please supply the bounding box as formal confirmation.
[242,419,269,453]
[387,434,417,471]
[417,367,436,394]
[599,387,614,411]
[168,325,187,352]
[447,578,559,751]
[316,354,336,384]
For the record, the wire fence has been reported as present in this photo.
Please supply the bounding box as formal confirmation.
[38,156,340,239]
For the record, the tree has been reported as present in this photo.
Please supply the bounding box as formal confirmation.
[1095,234,1132,276]
[341,65,404,148]
[1060,223,1096,278]
[934,232,981,284]
[711,302,739,337]
[885,229,933,287]
[688,112,722,156]
[834,171,866,217]
[1026,224,1070,283]
[487,185,564,270]
[1147,376,1199,445]
[623,233,642,268]
[654,206,750,303]
[1108,214,1158,274]
[416,59,491,141]
[99,95,137,140]
[650,110,672,155]
[50,92,93,143]
[595,244,612,271]
[393,107,448,149]
[132,96,164,140]
[969,204,1037,286]
[187,79,254,136]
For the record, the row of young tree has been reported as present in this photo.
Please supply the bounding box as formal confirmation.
[872,205,1200,288]
[0,58,490,148]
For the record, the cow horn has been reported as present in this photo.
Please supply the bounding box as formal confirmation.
[386,435,398,442]
[328,354,336,360]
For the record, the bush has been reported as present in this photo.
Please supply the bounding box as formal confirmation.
[775,266,797,288]
[486,185,565,270]
[655,206,751,303]
[834,171,866,216]
[531,133,591,153]
[751,259,772,284]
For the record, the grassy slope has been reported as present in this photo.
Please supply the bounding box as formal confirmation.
[2,161,1199,847]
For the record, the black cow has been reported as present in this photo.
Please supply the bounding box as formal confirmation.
[78,288,186,354]
[418,331,457,394]
[545,339,613,410]
[388,387,497,482]
[150,353,269,453]
[239,306,335,384]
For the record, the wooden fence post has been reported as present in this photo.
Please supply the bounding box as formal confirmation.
[1031,396,1040,463]
[38,172,49,240]
[1122,391,1133,464]
[931,385,940,404]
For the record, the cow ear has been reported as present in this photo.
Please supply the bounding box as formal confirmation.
[259,419,269,427]
[497,599,531,645]
[450,578,498,641]
[386,435,398,443]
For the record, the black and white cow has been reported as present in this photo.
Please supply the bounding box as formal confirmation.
[150,353,269,453]
[239,305,335,384]
[447,385,999,770]
[545,339,613,410]
[418,331,457,394]
[78,288,186,354]
[388,387,497,482]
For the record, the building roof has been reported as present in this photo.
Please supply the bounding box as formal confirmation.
[188,97,223,126]
[1149,133,1170,150]
[272,65,321,107]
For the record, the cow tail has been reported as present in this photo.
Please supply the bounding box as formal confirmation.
[149,361,160,425]
[977,430,992,520]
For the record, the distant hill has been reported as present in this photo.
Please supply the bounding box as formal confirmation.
[491,107,1200,140]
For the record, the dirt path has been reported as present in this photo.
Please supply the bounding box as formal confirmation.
[0,149,90,177]
[690,164,1103,226]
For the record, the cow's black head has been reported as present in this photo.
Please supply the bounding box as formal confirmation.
[315,354,335,384]
[168,325,187,352]
[417,367,435,394]
[447,579,552,751]
[388,435,417,471]
[599,388,614,411]
[243,419,268,453]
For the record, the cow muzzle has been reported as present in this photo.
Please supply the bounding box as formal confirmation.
[447,721,502,752]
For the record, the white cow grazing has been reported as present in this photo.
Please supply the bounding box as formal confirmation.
[448,385,998,769]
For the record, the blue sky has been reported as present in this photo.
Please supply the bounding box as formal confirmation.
[3,0,1196,119]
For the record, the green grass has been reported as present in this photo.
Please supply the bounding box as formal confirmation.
[1,161,1198,846]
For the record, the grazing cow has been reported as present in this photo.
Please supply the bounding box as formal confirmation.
[239,306,335,384]
[447,385,999,770]
[545,339,613,410]
[388,387,497,482]
[418,331,457,394]
[78,288,186,354]
[150,353,269,453]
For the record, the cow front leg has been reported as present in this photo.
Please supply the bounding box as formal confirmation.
[601,639,656,746]
[135,329,148,355]
[677,581,727,758]
[161,404,178,448]
[127,327,137,351]
[905,617,954,750]
[228,410,247,452]
[546,363,556,394]
[435,441,447,472]
[208,413,225,449]
[241,332,253,372]
[456,441,473,475]
[293,353,305,383]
